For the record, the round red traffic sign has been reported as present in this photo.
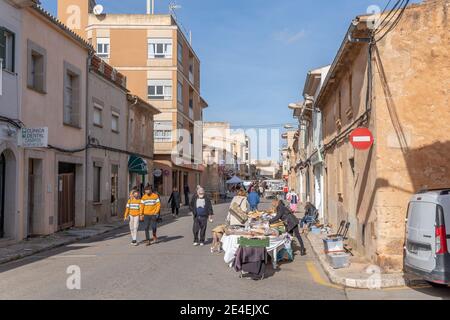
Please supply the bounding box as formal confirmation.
[350,127,374,150]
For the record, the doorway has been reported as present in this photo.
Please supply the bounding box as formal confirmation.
[27,159,43,237]
[0,153,5,238]
[58,163,76,231]
[314,164,324,220]
[111,165,119,217]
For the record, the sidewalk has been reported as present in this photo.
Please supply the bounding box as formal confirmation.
[0,205,192,266]
[306,232,425,289]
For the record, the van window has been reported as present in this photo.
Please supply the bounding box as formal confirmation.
[407,202,436,230]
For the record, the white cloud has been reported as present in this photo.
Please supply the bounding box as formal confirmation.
[273,28,306,44]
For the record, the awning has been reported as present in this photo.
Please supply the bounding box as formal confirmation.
[226,175,243,184]
[128,155,148,175]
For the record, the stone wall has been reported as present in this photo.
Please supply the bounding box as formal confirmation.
[373,0,450,271]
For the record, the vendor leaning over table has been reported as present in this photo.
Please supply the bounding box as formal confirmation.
[269,199,306,256]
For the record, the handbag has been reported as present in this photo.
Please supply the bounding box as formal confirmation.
[229,202,248,225]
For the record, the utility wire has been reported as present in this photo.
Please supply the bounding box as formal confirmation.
[375,0,404,34]
[376,0,410,42]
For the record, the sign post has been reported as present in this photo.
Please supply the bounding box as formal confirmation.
[350,127,374,150]
[18,127,48,148]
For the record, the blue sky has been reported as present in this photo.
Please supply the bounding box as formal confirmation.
[40,0,420,161]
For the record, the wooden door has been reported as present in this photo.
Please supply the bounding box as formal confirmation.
[58,173,75,230]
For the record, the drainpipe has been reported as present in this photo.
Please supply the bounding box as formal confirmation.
[84,52,92,227]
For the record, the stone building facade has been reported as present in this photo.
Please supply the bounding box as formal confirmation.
[316,0,450,271]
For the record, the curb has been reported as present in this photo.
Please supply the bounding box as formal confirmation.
[306,233,410,289]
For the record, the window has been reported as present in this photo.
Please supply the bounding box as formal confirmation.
[93,165,101,203]
[93,104,102,126]
[111,112,119,132]
[177,42,183,64]
[154,121,172,142]
[148,39,172,59]
[0,28,15,72]
[189,97,194,119]
[97,38,110,58]
[141,119,146,141]
[177,81,183,104]
[27,40,47,93]
[63,62,81,127]
[148,80,172,100]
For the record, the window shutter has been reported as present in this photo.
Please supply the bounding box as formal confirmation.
[148,43,155,58]
[0,28,6,68]
[35,55,45,92]
[71,76,81,126]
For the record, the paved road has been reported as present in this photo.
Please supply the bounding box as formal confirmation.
[0,201,449,300]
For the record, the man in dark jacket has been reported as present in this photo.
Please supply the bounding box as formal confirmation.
[190,187,214,246]
[269,199,306,256]
[168,187,181,217]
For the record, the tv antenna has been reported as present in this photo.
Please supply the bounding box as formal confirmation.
[169,1,192,45]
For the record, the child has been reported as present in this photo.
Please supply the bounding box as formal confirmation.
[211,224,227,253]
[124,190,142,246]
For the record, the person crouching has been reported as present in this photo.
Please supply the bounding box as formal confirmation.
[124,189,142,246]
[141,185,161,246]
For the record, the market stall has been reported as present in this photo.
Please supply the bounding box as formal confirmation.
[219,207,293,279]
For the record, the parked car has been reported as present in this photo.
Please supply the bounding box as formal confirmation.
[404,189,450,286]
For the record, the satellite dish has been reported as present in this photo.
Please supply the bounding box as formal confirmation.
[93,4,104,15]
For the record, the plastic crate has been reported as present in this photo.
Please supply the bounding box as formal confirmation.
[323,236,344,253]
[327,252,350,269]
[310,226,321,234]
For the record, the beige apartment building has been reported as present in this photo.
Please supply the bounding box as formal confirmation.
[313,0,450,271]
[58,0,208,203]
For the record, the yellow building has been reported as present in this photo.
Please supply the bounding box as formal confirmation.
[58,0,208,201]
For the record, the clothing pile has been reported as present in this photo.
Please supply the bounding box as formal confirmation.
[234,246,268,280]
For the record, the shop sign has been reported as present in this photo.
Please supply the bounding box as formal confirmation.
[153,169,162,177]
[18,127,48,148]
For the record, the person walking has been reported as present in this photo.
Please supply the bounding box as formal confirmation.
[140,185,161,246]
[269,199,306,256]
[190,187,214,246]
[124,189,142,246]
[184,184,190,206]
[287,189,299,213]
[283,185,289,200]
[247,187,260,212]
[168,187,181,217]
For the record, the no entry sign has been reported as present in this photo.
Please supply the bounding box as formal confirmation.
[350,127,374,150]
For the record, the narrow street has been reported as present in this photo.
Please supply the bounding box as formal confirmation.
[1,201,449,300]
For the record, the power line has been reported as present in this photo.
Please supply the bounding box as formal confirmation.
[376,0,410,42]
[375,0,404,34]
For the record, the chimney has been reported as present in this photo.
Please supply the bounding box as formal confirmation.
[146,0,154,14]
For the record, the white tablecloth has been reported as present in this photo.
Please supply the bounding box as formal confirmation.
[221,234,292,268]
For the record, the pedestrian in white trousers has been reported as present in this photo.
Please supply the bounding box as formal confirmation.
[124,190,143,246]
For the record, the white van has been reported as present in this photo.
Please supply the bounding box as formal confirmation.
[404,189,450,286]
